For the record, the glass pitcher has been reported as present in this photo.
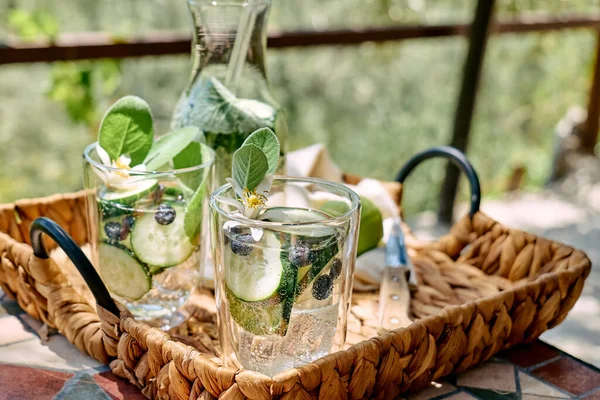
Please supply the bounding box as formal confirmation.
[172,0,287,189]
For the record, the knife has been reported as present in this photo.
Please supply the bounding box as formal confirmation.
[378,217,415,333]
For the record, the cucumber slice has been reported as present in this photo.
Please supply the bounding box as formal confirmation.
[131,204,195,268]
[99,242,151,301]
[225,232,283,302]
[100,179,158,205]
[227,288,285,336]
[225,233,295,335]
[260,207,339,294]
[99,198,132,219]
[260,207,335,237]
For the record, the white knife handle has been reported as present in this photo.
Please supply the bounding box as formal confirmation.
[378,266,412,333]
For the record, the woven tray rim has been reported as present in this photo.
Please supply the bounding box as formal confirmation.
[0,190,592,399]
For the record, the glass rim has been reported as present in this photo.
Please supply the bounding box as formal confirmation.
[188,0,271,6]
[83,142,215,176]
[210,175,361,228]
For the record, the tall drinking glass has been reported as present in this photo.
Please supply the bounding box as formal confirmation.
[83,143,214,329]
[210,177,361,376]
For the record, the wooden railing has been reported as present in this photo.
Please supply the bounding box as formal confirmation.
[1,15,599,64]
[2,10,599,220]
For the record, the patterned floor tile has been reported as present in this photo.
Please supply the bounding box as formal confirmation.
[0,335,101,371]
[499,342,560,369]
[518,372,570,398]
[582,389,600,399]
[457,362,517,393]
[0,299,23,315]
[0,364,72,400]
[465,388,519,399]
[446,393,477,400]
[407,381,456,400]
[93,371,146,400]
[444,391,481,399]
[55,373,110,399]
[20,313,56,340]
[521,396,573,400]
[532,357,600,396]
[0,316,36,346]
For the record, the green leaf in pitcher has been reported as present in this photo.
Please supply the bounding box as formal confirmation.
[232,144,269,192]
[241,128,280,175]
[182,143,213,239]
[188,77,276,135]
[98,96,154,166]
[144,126,200,171]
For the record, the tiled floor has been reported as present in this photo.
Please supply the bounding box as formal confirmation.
[1,290,600,399]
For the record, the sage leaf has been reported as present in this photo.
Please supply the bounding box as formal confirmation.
[173,141,203,171]
[183,143,214,239]
[144,127,199,171]
[242,128,280,175]
[174,140,213,190]
[233,144,268,191]
[98,96,154,166]
[184,176,207,240]
[187,77,276,135]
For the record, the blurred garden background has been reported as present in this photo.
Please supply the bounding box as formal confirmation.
[0,0,597,215]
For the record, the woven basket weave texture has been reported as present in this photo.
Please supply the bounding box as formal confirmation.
[0,190,591,400]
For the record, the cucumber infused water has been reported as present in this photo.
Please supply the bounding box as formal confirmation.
[221,208,345,376]
[84,96,214,329]
[95,186,199,326]
[211,173,361,376]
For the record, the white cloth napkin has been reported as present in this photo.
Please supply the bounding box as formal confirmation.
[286,144,397,291]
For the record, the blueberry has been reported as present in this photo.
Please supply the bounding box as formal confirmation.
[312,274,333,300]
[230,234,254,256]
[154,204,176,225]
[104,221,122,241]
[288,244,312,267]
[329,258,342,280]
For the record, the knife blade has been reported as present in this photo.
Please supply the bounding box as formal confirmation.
[378,217,414,333]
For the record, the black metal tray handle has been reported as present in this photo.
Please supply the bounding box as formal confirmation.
[395,146,481,217]
[30,217,120,315]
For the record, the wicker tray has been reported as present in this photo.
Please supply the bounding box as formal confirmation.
[0,147,591,400]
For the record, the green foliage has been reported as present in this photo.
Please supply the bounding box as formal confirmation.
[233,144,269,191]
[6,9,122,131]
[144,127,200,171]
[241,128,280,175]
[7,9,59,41]
[98,95,154,165]
[0,0,597,215]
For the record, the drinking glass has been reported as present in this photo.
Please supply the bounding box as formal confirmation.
[83,142,214,329]
[210,177,361,376]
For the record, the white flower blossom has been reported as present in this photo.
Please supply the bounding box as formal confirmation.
[93,144,147,189]
[215,174,274,219]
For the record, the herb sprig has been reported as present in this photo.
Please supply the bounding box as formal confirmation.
[94,95,212,239]
[216,128,280,219]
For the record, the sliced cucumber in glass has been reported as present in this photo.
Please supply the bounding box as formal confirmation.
[131,204,195,268]
[225,232,283,302]
[99,242,151,301]
[226,288,285,336]
[260,207,339,295]
[100,179,158,205]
